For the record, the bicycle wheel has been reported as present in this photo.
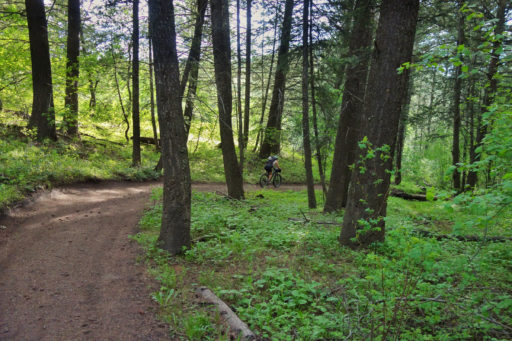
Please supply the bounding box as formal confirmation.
[259,174,269,188]
[272,173,282,188]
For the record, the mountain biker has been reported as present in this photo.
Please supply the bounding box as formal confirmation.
[264,156,281,180]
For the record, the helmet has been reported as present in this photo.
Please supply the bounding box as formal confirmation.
[268,156,273,160]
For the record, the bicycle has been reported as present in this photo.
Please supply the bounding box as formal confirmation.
[259,168,282,188]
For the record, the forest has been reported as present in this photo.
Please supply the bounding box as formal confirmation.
[0,0,511,339]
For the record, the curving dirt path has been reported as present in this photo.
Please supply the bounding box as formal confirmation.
[0,181,167,341]
[0,180,309,340]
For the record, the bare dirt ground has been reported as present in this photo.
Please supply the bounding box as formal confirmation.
[0,181,308,341]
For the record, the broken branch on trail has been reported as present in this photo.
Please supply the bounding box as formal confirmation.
[195,286,256,340]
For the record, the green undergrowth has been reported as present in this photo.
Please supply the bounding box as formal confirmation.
[134,188,512,340]
[188,142,329,184]
[0,124,160,210]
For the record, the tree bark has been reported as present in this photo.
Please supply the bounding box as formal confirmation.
[63,0,80,137]
[253,5,278,153]
[184,54,202,136]
[467,0,507,189]
[394,78,412,186]
[132,0,141,166]
[302,0,316,209]
[324,0,372,212]
[183,0,207,134]
[309,0,327,197]
[243,0,252,149]
[154,0,207,169]
[180,0,207,100]
[340,0,419,248]
[196,287,256,340]
[112,49,130,143]
[259,0,295,158]
[149,0,191,255]
[148,32,159,150]
[210,0,244,199]
[236,0,244,174]
[88,79,98,109]
[25,0,56,141]
[452,1,464,192]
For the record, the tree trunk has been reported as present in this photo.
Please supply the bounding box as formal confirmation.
[463,75,476,191]
[467,0,506,189]
[302,0,316,209]
[259,0,295,158]
[148,32,159,150]
[63,0,80,137]
[180,0,207,99]
[340,0,419,248]
[25,0,56,141]
[452,1,464,192]
[183,0,207,135]
[309,0,327,197]
[80,28,97,110]
[148,0,191,255]
[394,78,412,186]
[154,0,207,169]
[253,5,279,153]
[324,0,372,212]
[132,0,141,166]
[210,0,244,199]
[236,0,244,174]
[243,0,252,150]
[184,53,202,136]
[111,49,130,143]
[88,79,98,109]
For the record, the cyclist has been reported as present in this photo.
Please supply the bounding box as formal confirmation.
[264,156,281,180]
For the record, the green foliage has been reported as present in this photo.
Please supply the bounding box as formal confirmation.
[188,143,325,184]
[136,188,512,340]
[0,124,159,210]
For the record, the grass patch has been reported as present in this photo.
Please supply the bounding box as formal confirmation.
[135,188,512,340]
[0,124,160,210]
[187,142,328,185]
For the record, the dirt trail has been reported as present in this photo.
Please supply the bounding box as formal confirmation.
[0,180,309,340]
[0,181,166,341]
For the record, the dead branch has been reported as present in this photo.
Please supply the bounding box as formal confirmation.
[195,286,257,340]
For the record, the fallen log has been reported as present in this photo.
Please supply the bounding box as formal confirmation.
[80,133,125,146]
[390,189,429,201]
[131,136,160,145]
[414,229,512,243]
[195,287,256,340]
